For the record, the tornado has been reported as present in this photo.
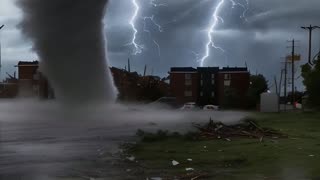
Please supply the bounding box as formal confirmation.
[17,0,116,103]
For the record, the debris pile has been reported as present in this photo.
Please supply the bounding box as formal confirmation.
[193,119,286,141]
[175,172,209,180]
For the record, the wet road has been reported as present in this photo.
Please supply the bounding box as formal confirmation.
[0,101,247,179]
[0,119,136,179]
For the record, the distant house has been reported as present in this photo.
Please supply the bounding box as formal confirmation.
[169,67,250,108]
[17,61,39,80]
[15,61,53,99]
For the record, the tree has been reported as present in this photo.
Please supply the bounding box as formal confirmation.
[247,74,268,109]
[301,61,320,108]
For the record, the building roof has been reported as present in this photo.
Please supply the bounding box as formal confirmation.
[169,67,249,74]
[17,61,39,66]
[220,67,248,72]
[170,67,197,72]
[197,67,219,72]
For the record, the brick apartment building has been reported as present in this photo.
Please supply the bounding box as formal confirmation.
[169,67,199,104]
[217,67,250,108]
[198,67,219,105]
[169,67,250,108]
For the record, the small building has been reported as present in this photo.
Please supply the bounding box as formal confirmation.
[16,61,39,97]
[260,92,279,112]
[17,61,39,80]
[15,61,52,99]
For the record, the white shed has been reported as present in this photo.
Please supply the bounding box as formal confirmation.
[260,93,279,113]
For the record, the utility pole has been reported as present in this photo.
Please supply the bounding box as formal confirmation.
[278,68,285,112]
[143,64,147,77]
[274,76,280,112]
[284,60,287,111]
[279,69,284,98]
[285,39,299,108]
[291,39,295,106]
[127,58,131,73]
[0,25,4,81]
[301,25,320,65]
[274,76,278,96]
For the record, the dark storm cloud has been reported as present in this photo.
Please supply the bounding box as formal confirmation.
[2,0,320,90]
[103,0,320,91]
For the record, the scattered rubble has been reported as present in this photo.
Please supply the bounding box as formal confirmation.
[172,160,180,166]
[185,168,194,171]
[127,156,136,161]
[175,172,209,180]
[192,118,287,141]
[148,177,162,180]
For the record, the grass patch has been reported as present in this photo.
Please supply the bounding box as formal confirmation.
[127,112,320,179]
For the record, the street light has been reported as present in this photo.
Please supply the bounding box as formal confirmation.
[301,25,320,65]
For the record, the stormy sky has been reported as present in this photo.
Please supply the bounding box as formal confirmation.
[1,0,320,90]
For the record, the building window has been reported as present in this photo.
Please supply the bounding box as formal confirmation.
[224,74,231,80]
[224,80,231,87]
[185,79,192,86]
[211,74,215,79]
[211,91,215,97]
[211,79,215,85]
[200,91,203,97]
[200,80,203,86]
[185,91,192,97]
[185,73,192,86]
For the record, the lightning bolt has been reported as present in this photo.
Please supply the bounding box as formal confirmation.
[199,0,226,67]
[191,51,201,62]
[199,0,249,67]
[129,0,164,56]
[143,15,163,57]
[230,0,249,21]
[150,0,167,7]
[142,1,165,57]
[143,15,163,33]
[129,0,143,55]
[153,40,161,57]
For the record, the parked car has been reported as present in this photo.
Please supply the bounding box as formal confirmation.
[203,105,219,111]
[150,97,179,109]
[180,102,199,110]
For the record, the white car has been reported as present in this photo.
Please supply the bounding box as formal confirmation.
[180,102,197,110]
[203,105,219,111]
